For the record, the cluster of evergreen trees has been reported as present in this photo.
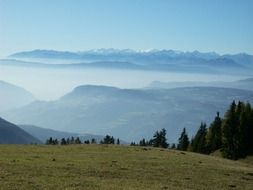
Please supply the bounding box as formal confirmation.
[45,101,252,160]
[100,135,120,145]
[46,137,83,145]
[131,128,168,148]
[132,101,252,160]
[45,135,120,145]
[45,137,59,145]
[180,101,253,160]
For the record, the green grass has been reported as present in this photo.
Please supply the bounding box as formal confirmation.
[0,145,253,190]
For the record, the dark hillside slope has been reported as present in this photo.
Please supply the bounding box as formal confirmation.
[0,117,41,144]
[19,124,104,143]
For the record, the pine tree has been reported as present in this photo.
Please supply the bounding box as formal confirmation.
[91,138,96,144]
[221,101,239,159]
[237,102,253,157]
[245,102,253,154]
[206,112,222,153]
[46,137,53,145]
[191,122,207,154]
[70,136,75,144]
[101,135,115,144]
[66,138,70,145]
[53,139,59,145]
[161,128,169,148]
[111,136,115,144]
[151,128,168,148]
[61,138,67,145]
[234,101,244,157]
[116,138,120,145]
[75,137,81,144]
[171,143,176,149]
[177,128,189,151]
[139,138,147,146]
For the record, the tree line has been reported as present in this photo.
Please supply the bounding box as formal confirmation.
[189,101,253,160]
[131,128,168,148]
[131,101,253,160]
[45,135,120,145]
[45,101,252,160]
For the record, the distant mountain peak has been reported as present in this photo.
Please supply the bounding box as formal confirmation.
[9,48,223,57]
[7,49,253,73]
[0,80,35,112]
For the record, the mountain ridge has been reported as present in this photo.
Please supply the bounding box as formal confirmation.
[3,85,253,143]
[0,80,35,112]
[9,49,253,62]
[7,49,253,75]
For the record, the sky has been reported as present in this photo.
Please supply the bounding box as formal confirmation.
[0,0,253,57]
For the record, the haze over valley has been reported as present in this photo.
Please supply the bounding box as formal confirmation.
[1,49,253,100]
[1,1,253,189]
[1,49,253,143]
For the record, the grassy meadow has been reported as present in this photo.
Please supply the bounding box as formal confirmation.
[0,145,253,190]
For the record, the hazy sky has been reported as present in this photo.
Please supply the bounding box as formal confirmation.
[0,0,252,57]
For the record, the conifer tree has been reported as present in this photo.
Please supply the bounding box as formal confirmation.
[177,128,189,151]
[54,139,59,145]
[91,138,96,144]
[151,128,168,148]
[206,112,222,153]
[171,143,176,149]
[101,135,115,144]
[237,102,253,157]
[46,137,53,145]
[70,136,75,144]
[221,101,239,159]
[191,122,207,154]
[75,137,81,144]
[245,102,253,154]
[139,138,147,146]
[66,138,70,145]
[61,138,67,145]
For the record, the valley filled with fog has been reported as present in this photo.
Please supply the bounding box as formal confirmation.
[1,49,253,143]
[0,64,248,101]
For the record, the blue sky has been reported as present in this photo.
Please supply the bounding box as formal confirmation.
[0,0,252,57]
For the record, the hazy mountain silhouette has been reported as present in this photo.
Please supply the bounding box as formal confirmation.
[147,77,253,91]
[0,80,35,112]
[7,49,253,74]
[3,85,253,142]
[9,49,252,64]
